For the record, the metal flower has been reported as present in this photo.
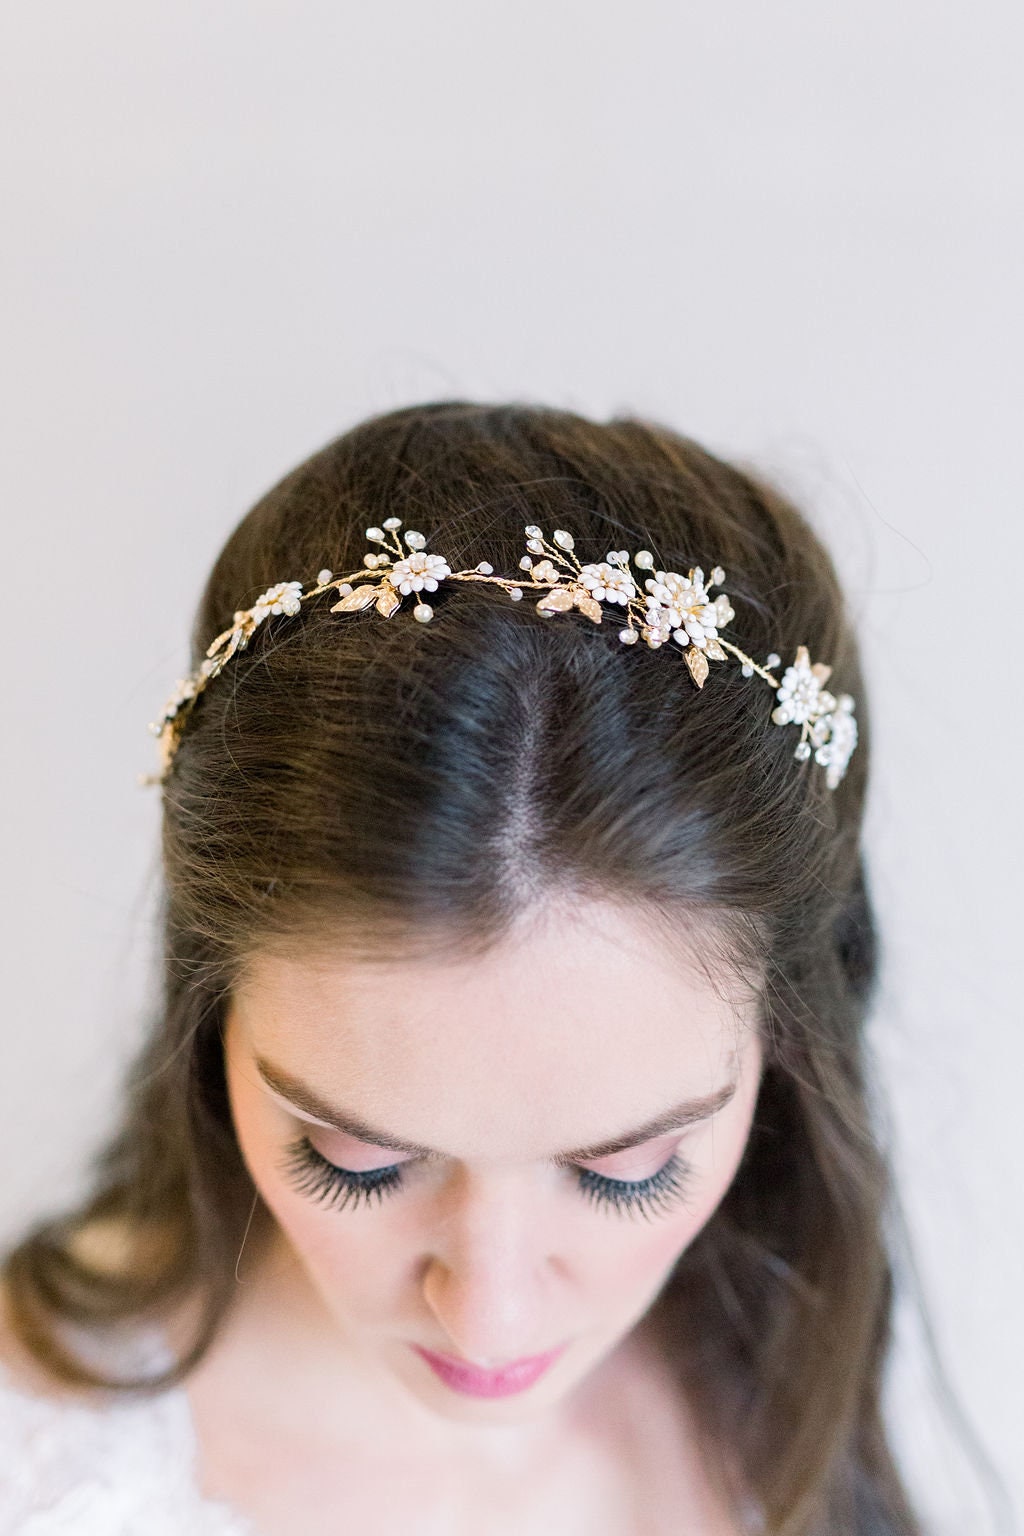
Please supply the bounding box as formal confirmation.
[390,551,452,596]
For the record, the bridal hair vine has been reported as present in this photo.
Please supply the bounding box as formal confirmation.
[143,519,857,789]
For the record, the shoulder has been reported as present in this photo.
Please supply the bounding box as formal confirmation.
[0,1288,127,1528]
[0,1246,249,1534]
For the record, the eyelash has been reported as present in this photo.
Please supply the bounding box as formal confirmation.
[279,1135,693,1223]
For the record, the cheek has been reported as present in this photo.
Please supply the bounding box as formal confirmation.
[586,1184,716,1309]
[595,1107,756,1305]
[226,1050,402,1310]
[269,1188,407,1314]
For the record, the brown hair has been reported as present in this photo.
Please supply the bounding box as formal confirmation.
[3,401,928,1532]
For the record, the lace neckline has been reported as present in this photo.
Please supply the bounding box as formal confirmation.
[0,1325,255,1533]
[1,1324,767,1535]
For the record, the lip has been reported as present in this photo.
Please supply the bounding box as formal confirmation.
[411,1341,568,1398]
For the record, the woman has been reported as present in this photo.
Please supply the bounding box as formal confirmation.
[0,401,920,1533]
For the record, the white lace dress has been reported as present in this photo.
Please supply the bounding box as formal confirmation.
[0,1332,253,1536]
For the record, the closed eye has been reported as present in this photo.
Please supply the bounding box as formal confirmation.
[279,1133,695,1222]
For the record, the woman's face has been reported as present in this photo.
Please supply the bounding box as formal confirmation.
[223,899,763,1431]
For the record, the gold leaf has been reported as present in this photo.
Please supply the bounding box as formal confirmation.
[704,637,726,661]
[375,585,402,618]
[685,646,710,689]
[536,588,574,613]
[794,644,811,669]
[330,584,381,613]
[574,592,603,623]
[811,662,833,685]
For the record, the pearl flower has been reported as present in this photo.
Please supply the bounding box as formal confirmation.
[250,581,304,625]
[643,569,719,650]
[772,652,822,726]
[578,561,636,606]
[390,551,452,596]
[814,695,858,789]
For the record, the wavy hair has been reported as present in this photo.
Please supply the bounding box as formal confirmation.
[4,401,933,1533]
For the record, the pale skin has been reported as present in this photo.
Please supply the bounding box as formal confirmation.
[182,897,765,1533]
[1,898,765,1534]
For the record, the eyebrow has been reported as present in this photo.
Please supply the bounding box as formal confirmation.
[254,1055,738,1165]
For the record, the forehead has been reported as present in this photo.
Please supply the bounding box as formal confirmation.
[230,900,762,1162]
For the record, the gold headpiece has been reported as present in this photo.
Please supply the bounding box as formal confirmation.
[143,520,857,789]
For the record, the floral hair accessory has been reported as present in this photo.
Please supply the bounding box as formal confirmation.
[143,520,857,790]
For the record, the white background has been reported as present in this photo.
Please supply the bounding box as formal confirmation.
[1,4,1020,1531]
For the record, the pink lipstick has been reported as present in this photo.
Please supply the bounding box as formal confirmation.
[411,1341,567,1398]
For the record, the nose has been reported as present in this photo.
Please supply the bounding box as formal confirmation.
[419,1165,563,1365]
